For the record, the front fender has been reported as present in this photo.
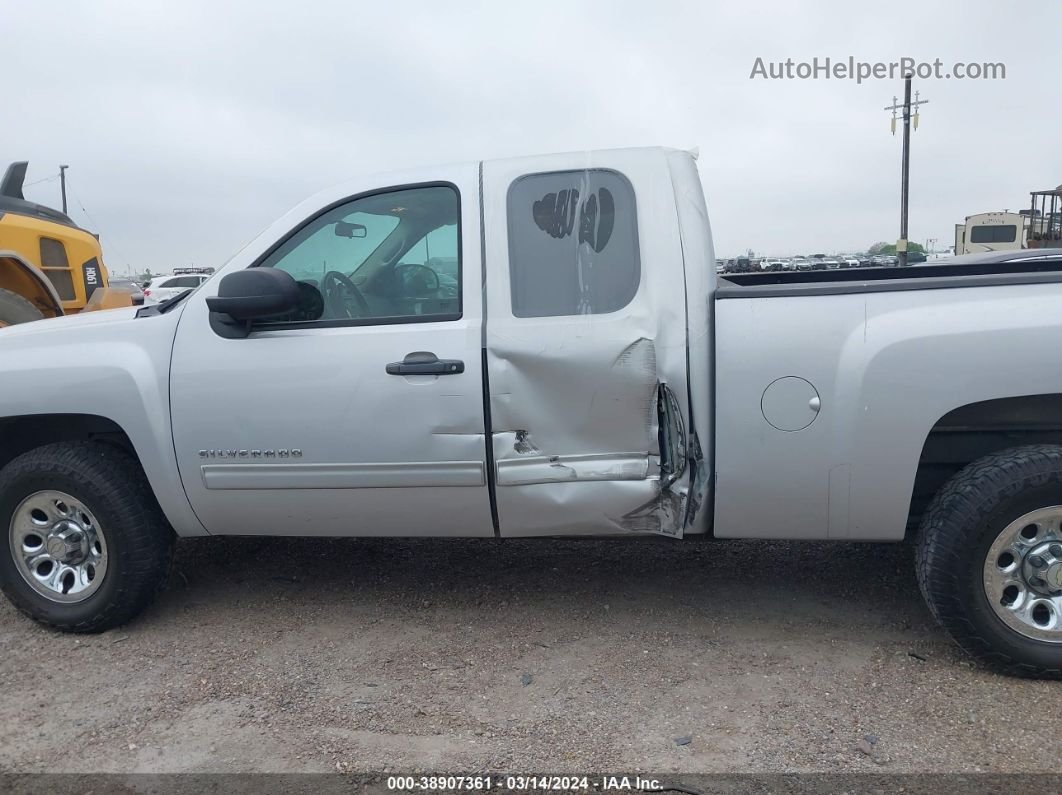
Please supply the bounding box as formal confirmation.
[0,306,208,536]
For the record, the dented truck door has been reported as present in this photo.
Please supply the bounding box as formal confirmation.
[482,149,693,536]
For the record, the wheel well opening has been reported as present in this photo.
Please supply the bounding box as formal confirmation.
[907,395,1062,536]
[0,414,135,473]
[0,256,64,318]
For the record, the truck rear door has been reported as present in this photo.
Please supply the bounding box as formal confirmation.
[481,149,694,536]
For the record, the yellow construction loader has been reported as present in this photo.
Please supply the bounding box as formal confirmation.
[0,161,130,327]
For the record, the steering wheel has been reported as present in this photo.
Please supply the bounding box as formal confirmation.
[321,270,370,319]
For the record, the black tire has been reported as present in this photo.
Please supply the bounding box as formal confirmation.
[0,441,175,632]
[917,444,1062,678]
[0,287,46,327]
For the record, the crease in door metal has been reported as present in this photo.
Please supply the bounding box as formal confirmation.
[490,335,690,536]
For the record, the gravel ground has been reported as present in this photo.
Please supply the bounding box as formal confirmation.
[0,535,1058,774]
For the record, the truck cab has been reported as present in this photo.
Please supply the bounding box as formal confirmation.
[168,147,710,540]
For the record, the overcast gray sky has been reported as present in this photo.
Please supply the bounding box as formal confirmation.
[6,0,1060,273]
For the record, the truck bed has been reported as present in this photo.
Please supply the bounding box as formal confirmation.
[717,256,1062,298]
[712,256,1062,543]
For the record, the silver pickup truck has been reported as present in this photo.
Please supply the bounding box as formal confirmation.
[1,147,1061,678]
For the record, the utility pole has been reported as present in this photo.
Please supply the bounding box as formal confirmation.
[885,78,928,266]
[59,164,69,214]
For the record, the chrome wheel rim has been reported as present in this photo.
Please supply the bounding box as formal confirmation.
[983,506,1062,643]
[8,490,108,603]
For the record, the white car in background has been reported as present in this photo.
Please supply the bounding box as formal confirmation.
[142,273,211,304]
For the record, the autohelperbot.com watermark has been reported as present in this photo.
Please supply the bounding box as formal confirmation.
[750,56,1005,83]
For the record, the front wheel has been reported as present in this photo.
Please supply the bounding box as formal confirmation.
[917,445,1062,678]
[0,441,175,632]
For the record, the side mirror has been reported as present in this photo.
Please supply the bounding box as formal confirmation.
[207,268,300,338]
[335,221,367,238]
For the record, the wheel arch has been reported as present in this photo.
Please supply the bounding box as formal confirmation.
[0,251,64,318]
[908,394,1062,535]
[0,414,135,472]
[0,412,207,537]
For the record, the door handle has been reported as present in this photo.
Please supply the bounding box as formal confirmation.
[386,351,465,376]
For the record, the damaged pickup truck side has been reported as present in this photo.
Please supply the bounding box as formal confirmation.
[2,147,1062,678]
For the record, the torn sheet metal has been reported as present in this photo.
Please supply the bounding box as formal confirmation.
[482,148,696,537]
[666,147,716,533]
[615,488,684,537]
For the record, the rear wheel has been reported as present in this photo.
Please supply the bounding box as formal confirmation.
[917,445,1062,678]
[0,287,46,327]
[0,442,175,632]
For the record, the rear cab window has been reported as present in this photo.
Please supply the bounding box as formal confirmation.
[506,169,640,318]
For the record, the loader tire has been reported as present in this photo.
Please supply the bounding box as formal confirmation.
[0,287,46,327]
[917,444,1062,679]
[0,441,175,632]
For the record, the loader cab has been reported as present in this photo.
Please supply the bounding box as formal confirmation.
[0,161,124,326]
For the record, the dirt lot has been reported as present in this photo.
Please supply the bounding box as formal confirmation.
[0,535,1058,775]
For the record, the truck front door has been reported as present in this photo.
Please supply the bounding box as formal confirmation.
[482,150,693,536]
[169,169,493,536]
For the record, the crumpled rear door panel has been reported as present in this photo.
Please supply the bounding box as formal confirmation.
[482,149,694,537]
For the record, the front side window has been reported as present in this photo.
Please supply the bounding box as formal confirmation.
[257,185,460,326]
[507,169,640,318]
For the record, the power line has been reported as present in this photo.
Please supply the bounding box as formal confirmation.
[67,187,132,269]
[67,188,102,233]
[17,169,134,271]
[23,173,60,188]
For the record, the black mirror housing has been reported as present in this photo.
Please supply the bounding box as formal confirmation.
[207,268,301,337]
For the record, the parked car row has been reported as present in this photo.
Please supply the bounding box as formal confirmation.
[142,272,212,303]
[105,279,146,306]
[717,252,927,273]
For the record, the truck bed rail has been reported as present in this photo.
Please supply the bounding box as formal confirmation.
[717,256,1062,298]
